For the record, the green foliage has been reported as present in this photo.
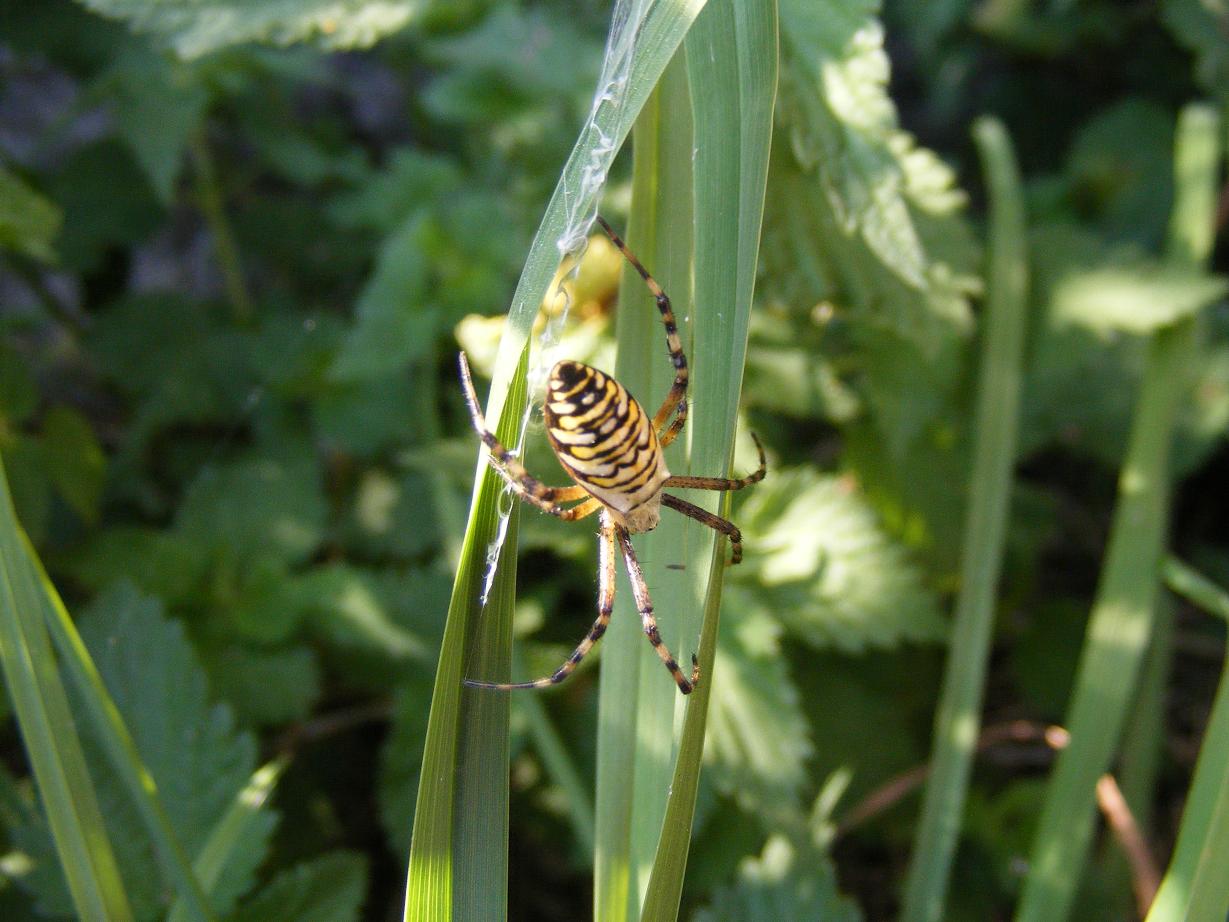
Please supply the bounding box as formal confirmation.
[229,851,368,922]
[0,166,62,263]
[731,468,947,651]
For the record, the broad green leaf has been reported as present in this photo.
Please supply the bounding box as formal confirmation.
[205,645,321,726]
[104,44,209,203]
[167,760,281,922]
[46,140,162,273]
[60,526,207,603]
[66,583,266,917]
[1061,101,1175,246]
[1161,0,1229,92]
[0,164,62,263]
[230,852,367,922]
[704,611,811,818]
[732,468,947,652]
[778,0,926,289]
[0,344,38,426]
[176,455,327,567]
[1050,261,1227,334]
[692,836,860,922]
[41,407,106,525]
[76,0,427,59]
[330,212,434,382]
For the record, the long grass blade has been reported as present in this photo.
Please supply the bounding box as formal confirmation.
[901,115,1029,922]
[641,0,777,918]
[27,540,215,922]
[404,7,710,918]
[1014,102,1221,922]
[0,456,133,921]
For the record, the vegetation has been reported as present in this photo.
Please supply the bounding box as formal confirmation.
[1,0,1228,920]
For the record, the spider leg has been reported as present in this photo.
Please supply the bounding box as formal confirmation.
[661,493,745,565]
[459,352,589,514]
[464,515,617,691]
[596,216,689,446]
[663,433,767,493]
[616,526,700,694]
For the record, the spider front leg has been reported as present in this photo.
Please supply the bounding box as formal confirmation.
[464,515,618,691]
[458,352,589,515]
[661,494,745,565]
[595,216,689,448]
[616,527,701,694]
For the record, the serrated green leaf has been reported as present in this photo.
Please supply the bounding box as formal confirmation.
[330,213,434,382]
[0,164,62,263]
[176,455,326,567]
[46,140,162,273]
[104,44,208,202]
[205,645,321,726]
[167,761,281,922]
[60,526,208,603]
[0,344,38,426]
[76,0,426,59]
[733,468,947,652]
[42,407,106,525]
[2,435,52,545]
[341,469,440,558]
[692,836,861,922]
[778,0,926,289]
[230,852,367,922]
[1063,100,1175,246]
[76,584,259,856]
[1051,261,1227,335]
[1162,0,1229,93]
[704,611,812,817]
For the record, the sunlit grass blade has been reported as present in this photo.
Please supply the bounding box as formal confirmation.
[0,456,133,921]
[27,539,214,922]
[900,115,1028,922]
[595,57,696,922]
[590,1,777,919]
[403,5,709,919]
[641,0,777,919]
[1014,102,1221,922]
[1145,635,1229,922]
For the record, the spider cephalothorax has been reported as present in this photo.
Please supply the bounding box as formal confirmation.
[460,216,765,695]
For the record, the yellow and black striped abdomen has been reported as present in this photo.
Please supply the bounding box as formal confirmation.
[545,360,669,532]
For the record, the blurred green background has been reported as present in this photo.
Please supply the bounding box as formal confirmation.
[1,0,1228,919]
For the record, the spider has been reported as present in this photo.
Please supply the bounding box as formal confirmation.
[460,216,766,695]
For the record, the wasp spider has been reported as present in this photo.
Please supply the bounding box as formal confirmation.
[460,216,766,695]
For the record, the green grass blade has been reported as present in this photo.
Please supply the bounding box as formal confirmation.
[402,352,525,922]
[641,0,777,918]
[27,541,215,922]
[1164,557,1229,622]
[595,55,696,922]
[1145,648,1229,922]
[0,455,133,922]
[404,5,709,919]
[589,1,777,919]
[1014,102,1221,922]
[900,115,1029,922]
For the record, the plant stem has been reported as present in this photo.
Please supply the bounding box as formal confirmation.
[1014,103,1219,922]
[900,115,1029,922]
[190,131,253,324]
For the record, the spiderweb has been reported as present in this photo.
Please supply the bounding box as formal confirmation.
[480,0,654,605]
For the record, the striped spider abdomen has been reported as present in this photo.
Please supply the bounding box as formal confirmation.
[544,360,669,534]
